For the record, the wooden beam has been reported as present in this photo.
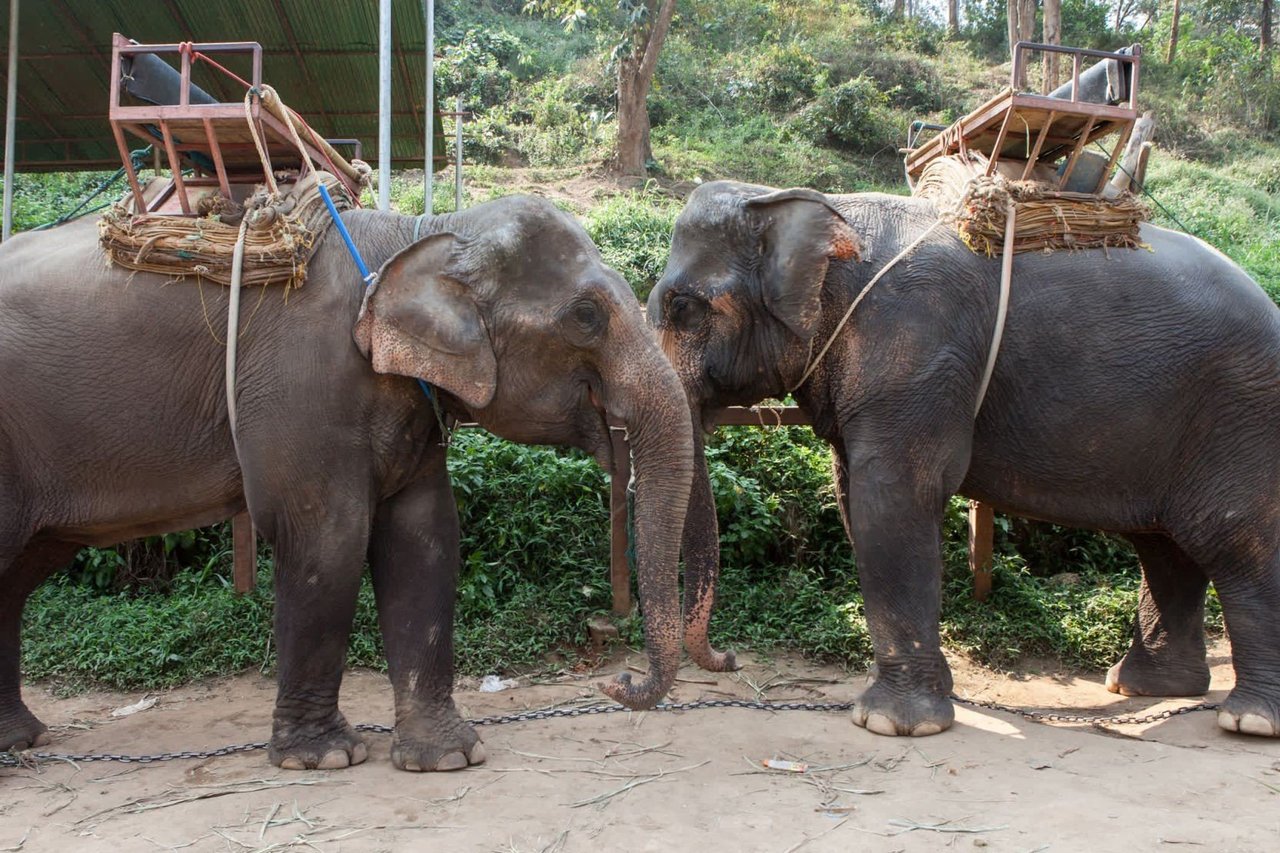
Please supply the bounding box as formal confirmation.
[968,500,994,601]
[232,512,257,594]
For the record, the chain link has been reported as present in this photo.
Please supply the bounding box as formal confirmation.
[950,695,1219,726]
[0,695,1218,769]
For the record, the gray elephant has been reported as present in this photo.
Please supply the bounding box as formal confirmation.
[0,195,692,769]
[648,180,1280,739]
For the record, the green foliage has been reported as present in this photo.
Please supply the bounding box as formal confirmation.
[1143,153,1280,299]
[436,28,524,109]
[787,75,896,154]
[581,188,680,300]
[6,171,119,232]
[744,43,829,111]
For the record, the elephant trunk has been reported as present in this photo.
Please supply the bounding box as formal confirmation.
[599,350,694,710]
[682,412,738,672]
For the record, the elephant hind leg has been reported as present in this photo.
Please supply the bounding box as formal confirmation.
[1105,533,1211,698]
[0,537,81,751]
[1212,545,1280,737]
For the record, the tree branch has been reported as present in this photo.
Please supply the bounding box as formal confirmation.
[636,0,676,89]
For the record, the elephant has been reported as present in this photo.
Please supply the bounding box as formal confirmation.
[0,194,692,769]
[648,179,1280,739]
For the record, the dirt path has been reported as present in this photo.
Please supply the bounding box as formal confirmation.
[4,640,1277,852]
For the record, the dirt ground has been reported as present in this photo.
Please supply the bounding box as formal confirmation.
[3,639,1278,853]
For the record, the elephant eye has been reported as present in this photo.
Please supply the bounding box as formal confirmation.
[668,293,707,330]
[562,296,605,343]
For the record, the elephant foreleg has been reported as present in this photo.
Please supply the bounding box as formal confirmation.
[369,445,483,772]
[1106,533,1210,697]
[843,444,956,737]
[263,496,372,770]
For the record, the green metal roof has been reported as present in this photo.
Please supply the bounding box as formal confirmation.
[2,0,435,170]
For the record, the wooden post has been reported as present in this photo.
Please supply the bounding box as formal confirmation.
[968,500,994,601]
[232,511,256,594]
[608,426,632,616]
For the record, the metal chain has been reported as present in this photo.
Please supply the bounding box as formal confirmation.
[0,695,1218,768]
[950,695,1219,726]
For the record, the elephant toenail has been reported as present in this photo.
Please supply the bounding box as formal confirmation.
[316,749,350,769]
[279,756,307,770]
[1238,713,1277,737]
[1104,665,1121,694]
[865,713,901,736]
[435,751,468,771]
[1217,710,1240,732]
[467,742,487,765]
[31,731,51,748]
[401,760,423,772]
[350,742,369,765]
[911,721,944,737]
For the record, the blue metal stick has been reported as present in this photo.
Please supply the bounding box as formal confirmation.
[318,183,377,286]
[319,183,439,406]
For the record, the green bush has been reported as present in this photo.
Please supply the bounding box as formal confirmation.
[787,75,896,154]
[743,43,828,112]
[436,28,523,109]
[582,190,680,301]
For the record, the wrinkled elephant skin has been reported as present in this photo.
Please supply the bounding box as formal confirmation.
[650,180,1280,739]
[0,196,692,769]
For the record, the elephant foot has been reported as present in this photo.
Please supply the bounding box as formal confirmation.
[270,710,368,770]
[1105,650,1210,698]
[852,679,954,738]
[1217,687,1280,737]
[0,708,52,752]
[392,711,485,772]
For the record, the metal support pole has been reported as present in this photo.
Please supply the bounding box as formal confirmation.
[377,0,392,211]
[454,95,463,211]
[2,0,19,241]
[424,0,434,213]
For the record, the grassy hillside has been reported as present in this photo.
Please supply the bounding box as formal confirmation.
[13,0,1274,689]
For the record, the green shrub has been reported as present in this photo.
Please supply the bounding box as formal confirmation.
[787,75,896,154]
[582,190,680,301]
[742,43,828,112]
[436,28,523,109]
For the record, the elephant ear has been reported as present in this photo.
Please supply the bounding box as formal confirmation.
[745,187,861,340]
[352,231,497,411]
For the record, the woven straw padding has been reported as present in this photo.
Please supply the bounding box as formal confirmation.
[98,171,354,288]
[913,154,1148,256]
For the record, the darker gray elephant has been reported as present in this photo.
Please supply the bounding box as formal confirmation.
[0,195,692,769]
[649,179,1280,739]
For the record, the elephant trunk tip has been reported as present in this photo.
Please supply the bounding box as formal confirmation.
[685,625,740,673]
[688,646,739,673]
[599,671,670,710]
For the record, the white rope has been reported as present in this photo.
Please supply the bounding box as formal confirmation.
[973,204,1015,417]
[789,220,943,394]
[225,218,250,440]
[243,89,278,195]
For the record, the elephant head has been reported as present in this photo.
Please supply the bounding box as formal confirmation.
[354,195,693,709]
[645,181,860,671]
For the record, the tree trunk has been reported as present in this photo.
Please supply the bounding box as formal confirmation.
[1167,0,1181,61]
[1263,0,1273,54]
[948,0,959,34]
[1007,0,1020,84]
[614,0,677,176]
[1042,0,1062,93]
[893,0,905,18]
[1008,0,1035,89]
